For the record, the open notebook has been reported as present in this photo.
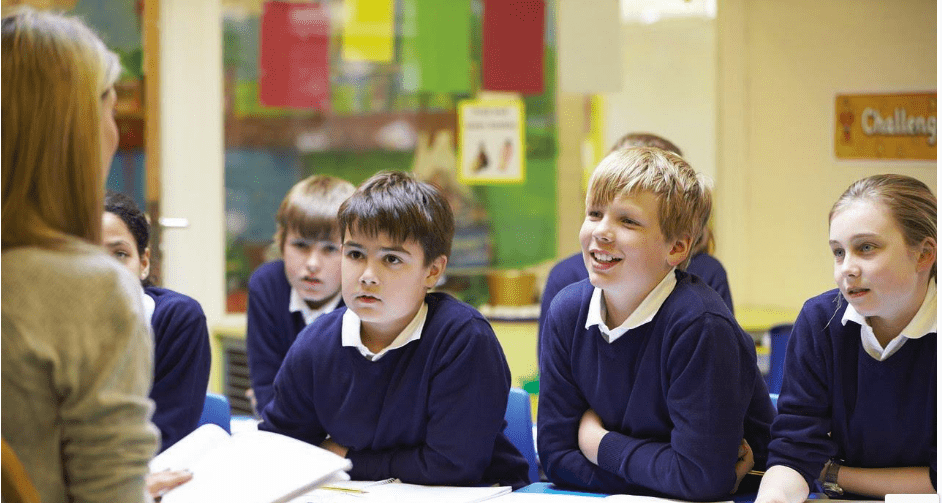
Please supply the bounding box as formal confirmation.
[150,424,352,503]
[289,479,512,503]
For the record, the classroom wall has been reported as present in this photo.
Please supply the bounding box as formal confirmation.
[715,0,937,315]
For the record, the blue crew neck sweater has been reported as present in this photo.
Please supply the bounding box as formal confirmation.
[768,289,937,491]
[259,292,530,489]
[538,271,773,500]
[146,286,211,451]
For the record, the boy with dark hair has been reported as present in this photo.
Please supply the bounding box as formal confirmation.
[259,171,530,489]
[538,147,774,500]
[246,175,355,414]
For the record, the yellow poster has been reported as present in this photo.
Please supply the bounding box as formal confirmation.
[457,97,526,185]
[835,92,936,160]
[341,0,394,63]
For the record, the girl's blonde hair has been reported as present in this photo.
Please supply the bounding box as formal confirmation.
[2,8,122,250]
[830,174,937,280]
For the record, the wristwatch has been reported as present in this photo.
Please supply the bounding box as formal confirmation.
[820,458,843,497]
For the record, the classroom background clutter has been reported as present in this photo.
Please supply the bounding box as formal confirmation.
[1,0,936,502]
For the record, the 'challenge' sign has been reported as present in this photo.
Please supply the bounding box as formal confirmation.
[835,92,936,160]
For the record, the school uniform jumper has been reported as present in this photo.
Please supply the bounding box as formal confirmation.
[538,271,774,500]
[247,260,344,413]
[259,292,531,489]
[767,289,937,491]
[538,252,733,363]
[146,286,212,451]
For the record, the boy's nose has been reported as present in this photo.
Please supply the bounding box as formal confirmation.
[840,256,860,277]
[592,219,614,242]
[359,262,379,285]
[305,252,321,271]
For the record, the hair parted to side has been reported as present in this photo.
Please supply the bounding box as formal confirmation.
[274,175,356,253]
[609,132,715,255]
[104,191,150,257]
[1,8,121,250]
[610,132,683,157]
[338,171,455,266]
[587,147,712,270]
[830,174,937,280]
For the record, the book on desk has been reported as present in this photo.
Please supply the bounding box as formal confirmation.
[150,424,352,503]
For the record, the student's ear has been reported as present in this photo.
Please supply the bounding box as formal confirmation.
[140,247,151,281]
[666,235,692,268]
[915,236,936,274]
[424,255,448,289]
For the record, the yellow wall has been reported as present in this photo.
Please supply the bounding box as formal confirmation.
[716,0,936,316]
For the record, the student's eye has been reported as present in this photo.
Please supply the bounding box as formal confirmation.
[858,243,876,253]
[114,250,129,259]
[322,243,340,254]
[345,249,364,260]
[383,254,403,265]
[586,210,602,219]
[831,248,845,260]
[620,218,638,226]
[291,240,311,250]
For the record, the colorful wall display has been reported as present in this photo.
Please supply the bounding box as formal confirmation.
[341,0,395,63]
[481,0,546,94]
[458,96,526,185]
[259,1,331,109]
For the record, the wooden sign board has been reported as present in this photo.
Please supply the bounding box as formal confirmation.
[835,92,936,160]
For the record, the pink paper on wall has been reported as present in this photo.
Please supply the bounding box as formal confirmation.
[259,1,331,109]
[481,0,545,94]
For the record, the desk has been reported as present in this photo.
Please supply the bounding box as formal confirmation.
[515,483,836,503]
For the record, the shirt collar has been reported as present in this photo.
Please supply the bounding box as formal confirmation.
[842,278,936,361]
[341,302,428,361]
[140,288,156,326]
[585,268,678,344]
[289,288,342,325]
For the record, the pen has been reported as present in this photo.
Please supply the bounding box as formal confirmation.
[319,486,367,494]
[748,470,765,476]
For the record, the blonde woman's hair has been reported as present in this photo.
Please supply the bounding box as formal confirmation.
[2,8,121,250]
[273,175,356,253]
[587,147,713,270]
[830,174,937,280]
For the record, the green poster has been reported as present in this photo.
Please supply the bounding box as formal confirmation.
[402,0,472,94]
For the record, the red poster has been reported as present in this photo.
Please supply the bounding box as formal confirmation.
[481,0,545,95]
[259,1,331,109]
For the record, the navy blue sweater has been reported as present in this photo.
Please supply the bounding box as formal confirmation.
[538,271,773,500]
[246,260,343,413]
[146,286,212,451]
[768,289,937,491]
[259,292,530,489]
[538,253,733,364]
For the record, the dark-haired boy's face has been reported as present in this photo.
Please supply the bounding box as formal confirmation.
[102,212,149,283]
[341,229,446,343]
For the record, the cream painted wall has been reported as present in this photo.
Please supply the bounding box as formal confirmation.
[605,17,717,182]
[159,0,226,329]
[716,0,936,315]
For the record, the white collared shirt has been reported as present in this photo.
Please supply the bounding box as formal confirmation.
[289,288,342,326]
[140,288,156,326]
[341,302,428,361]
[585,268,678,344]
[841,279,937,361]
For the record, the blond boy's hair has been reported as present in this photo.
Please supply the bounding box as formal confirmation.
[587,147,712,270]
[2,8,121,250]
[273,175,355,253]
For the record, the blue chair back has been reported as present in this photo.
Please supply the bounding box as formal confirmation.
[504,387,539,483]
[766,324,793,395]
[198,392,232,434]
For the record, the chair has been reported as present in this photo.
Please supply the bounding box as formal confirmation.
[198,392,232,434]
[1,438,40,503]
[504,387,540,483]
[765,324,793,395]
